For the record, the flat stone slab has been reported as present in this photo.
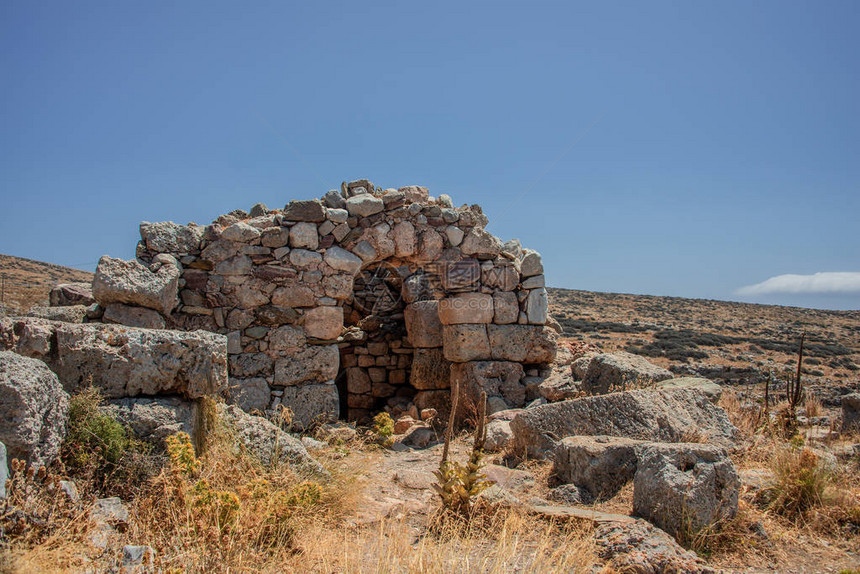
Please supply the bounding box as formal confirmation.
[510,388,739,458]
[526,504,636,524]
[0,317,227,399]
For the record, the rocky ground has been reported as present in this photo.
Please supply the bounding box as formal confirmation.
[550,287,860,405]
[1,255,859,572]
[0,254,93,315]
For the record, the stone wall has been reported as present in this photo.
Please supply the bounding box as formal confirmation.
[91,180,557,426]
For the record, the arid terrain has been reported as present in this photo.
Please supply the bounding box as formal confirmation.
[550,287,860,402]
[2,254,859,573]
[0,254,93,315]
[4,253,856,399]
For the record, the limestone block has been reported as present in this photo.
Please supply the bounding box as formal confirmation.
[324,246,363,275]
[525,287,548,325]
[404,300,443,347]
[398,185,429,203]
[93,256,179,315]
[139,221,204,254]
[273,344,339,386]
[442,324,491,362]
[520,249,543,277]
[492,292,519,325]
[271,283,315,308]
[0,351,69,467]
[460,228,502,259]
[393,221,416,257]
[633,443,740,539]
[451,360,527,411]
[261,226,290,248]
[302,306,343,340]
[50,282,95,307]
[487,325,557,363]
[221,222,262,243]
[290,222,319,250]
[345,195,384,217]
[438,293,494,325]
[289,249,322,268]
[411,348,452,390]
[268,325,306,353]
[283,200,326,222]
[230,377,271,412]
[582,352,673,395]
[103,303,166,329]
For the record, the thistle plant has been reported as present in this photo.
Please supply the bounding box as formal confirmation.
[433,380,494,517]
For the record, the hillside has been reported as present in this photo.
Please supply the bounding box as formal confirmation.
[549,287,860,399]
[0,253,93,314]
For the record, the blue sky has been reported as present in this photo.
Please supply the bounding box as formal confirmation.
[1,1,858,310]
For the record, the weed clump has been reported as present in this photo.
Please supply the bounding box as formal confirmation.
[371,411,394,447]
[762,447,833,520]
[60,386,154,497]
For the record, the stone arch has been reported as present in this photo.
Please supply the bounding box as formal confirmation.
[100,179,557,429]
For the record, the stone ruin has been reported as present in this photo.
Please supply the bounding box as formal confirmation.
[84,180,558,426]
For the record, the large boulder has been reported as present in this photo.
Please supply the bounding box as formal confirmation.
[92,255,179,316]
[219,405,327,477]
[459,228,502,259]
[302,306,343,340]
[50,282,95,307]
[103,397,194,444]
[593,520,712,574]
[102,303,166,329]
[273,344,338,386]
[438,293,494,325]
[654,376,722,404]
[404,301,443,348]
[442,324,491,362]
[279,383,339,431]
[842,392,860,433]
[510,388,739,458]
[27,305,88,324]
[484,419,515,452]
[0,318,228,400]
[103,398,326,477]
[582,352,673,395]
[553,436,645,500]
[139,221,204,254]
[531,367,580,403]
[410,348,451,390]
[633,443,739,539]
[451,361,526,414]
[0,351,70,466]
[486,325,557,364]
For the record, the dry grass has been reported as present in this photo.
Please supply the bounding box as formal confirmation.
[1,400,597,573]
[289,508,596,573]
[804,394,823,418]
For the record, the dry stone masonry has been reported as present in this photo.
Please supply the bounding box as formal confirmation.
[81,180,557,425]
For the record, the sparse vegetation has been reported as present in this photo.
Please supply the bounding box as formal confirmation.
[60,386,156,497]
[371,411,395,447]
[433,390,494,520]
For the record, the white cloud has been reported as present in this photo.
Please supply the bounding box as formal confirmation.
[736,272,860,296]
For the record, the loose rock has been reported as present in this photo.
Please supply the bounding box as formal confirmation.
[0,351,69,466]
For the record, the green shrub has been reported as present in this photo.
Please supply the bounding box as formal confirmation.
[371,412,394,447]
[64,387,136,465]
[61,386,152,495]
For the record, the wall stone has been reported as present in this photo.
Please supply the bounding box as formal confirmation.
[90,179,554,424]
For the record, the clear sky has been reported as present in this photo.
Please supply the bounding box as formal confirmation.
[1,1,858,310]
